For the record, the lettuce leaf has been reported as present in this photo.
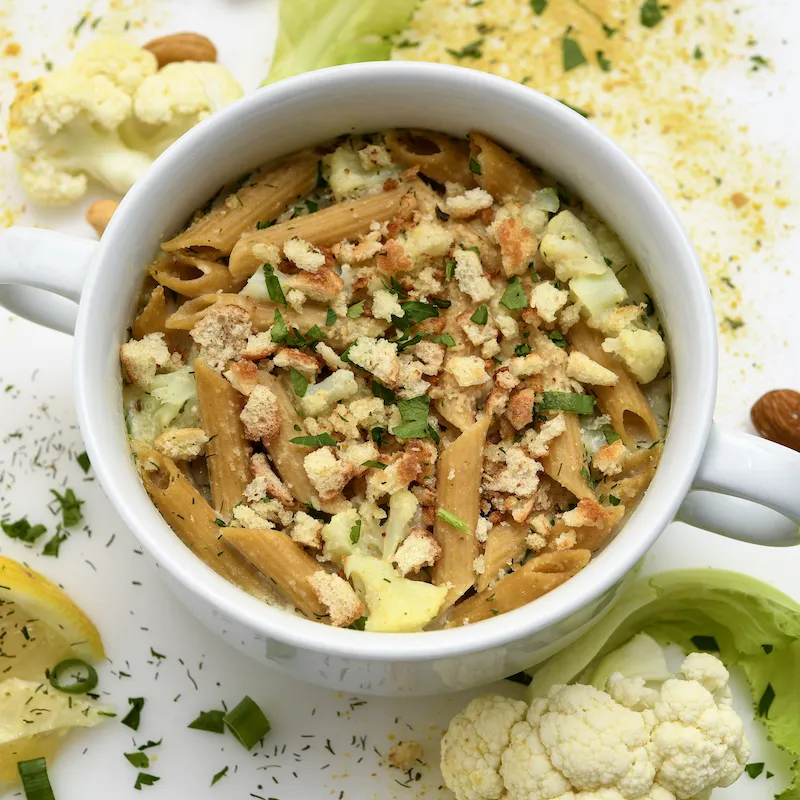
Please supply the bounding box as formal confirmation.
[264,0,421,85]
[525,569,800,798]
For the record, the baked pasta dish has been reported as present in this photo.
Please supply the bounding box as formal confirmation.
[121,130,669,632]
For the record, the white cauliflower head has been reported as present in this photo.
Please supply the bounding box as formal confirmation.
[73,36,158,95]
[125,61,243,156]
[441,695,528,800]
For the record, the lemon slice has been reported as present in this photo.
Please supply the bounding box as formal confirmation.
[0,555,104,680]
[0,678,111,786]
[0,556,108,788]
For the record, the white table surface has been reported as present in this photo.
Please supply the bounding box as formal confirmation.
[0,1,798,798]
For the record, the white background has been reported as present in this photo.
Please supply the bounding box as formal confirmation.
[0,1,798,798]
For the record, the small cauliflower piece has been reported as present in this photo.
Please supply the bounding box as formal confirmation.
[339,440,380,475]
[347,337,400,385]
[381,489,420,561]
[489,204,540,276]
[315,341,348,370]
[393,527,441,576]
[125,61,243,157]
[441,695,528,800]
[540,210,607,281]
[529,281,569,323]
[445,356,491,388]
[290,511,324,550]
[240,385,281,445]
[320,508,361,563]
[299,369,359,417]
[120,332,172,386]
[344,553,447,633]
[146,365,197,429]
[444,187,494,219]
[283,237,326,273]
[592,439,629,476]
[389,741,425,770]
[153,427,208,460]
[308,571,364,628]
[602,329,666,384]
[401,220,454,266]
[358,143,393,169]
[371,289,404,322]
[190,305,252,371]
[507,354,544,379]
[303,447,355,502]
[567,351,619,386]
[454,248,494,303]
[324,141,396,200]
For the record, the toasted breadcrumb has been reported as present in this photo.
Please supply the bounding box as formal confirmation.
[371,289,404,322]
[348,336,400,385]
[224,359,259,396]
[154,427,208,461]
[561,498,610,528]
[304,447,355,501]
[592,439,629,476]
[240,385,281,445]
[483,446,541,496]
[290,511,324,550]
[366,453,422,503]
[284,237,326,273]
[252,242,281,266]
[567,351,619,386]
[523,414,567,459]
[445,355,490,387]
[231,504,275,530]
[241,330,277,360]
[120,332,172,386]
[359,144,392,169]
[393,527,442,576]
[453,248,494,302]
[309,571,364,627]
[443,187,494,219]
[248,452,294,506]
[191,305,252,371]
[273,347,321,378]
[315,341,348,370]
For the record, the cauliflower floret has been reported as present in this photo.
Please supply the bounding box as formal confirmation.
[444,187,494,219]
[441,695,528,800]
[567,351,619,387]
[602,329,666,384]
[124,61,243,156]
[358,143,393,169]
[73,36,157,95]
[153,427,208,461]
[530,281,569,323]
[454,249,494,302]
[120,332,172,386]
[371,289,404,322]
[146,365,197,429]
[445,356,491,388]
[344,553,447,633]
[315,342,348,370]
[540,211,607,281]
[324,141,397,200]
[308,571,364,628]
[679,653,729,696]
[9,70,153,205]
[401,221,454,266]
[303,447,355,501]
[283,237,326,273]
[299,369,359,417]
[347,337,400,385]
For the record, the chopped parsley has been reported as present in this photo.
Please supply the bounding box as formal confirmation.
[530,0,548,14]
[49,488,84,527]
[325,307,338,326]
[445,258,456,282]
[121,697,146,731]
[134,773,160,790]
[349,616,368,630]
[693,45,703,60]
[469,157,482,175]
[640,0,664,28]
[745,762,765,779]
[346,300,365,319]
[514,343,532,357]
[446,39,484,60]
[125,752,150,769]
[290,368,308,397]
[42,532,67,556]
[371,380,396,404]
[188,708,226,734]
[77,451,91,473]
[750,54,770,71]
[392,395,439,443]
[603,429,621,444]
[393,301,440,331]
[608,495,621,507]
[1,517,47,543]
[471,305,489,325]
[548,330,569,348]
[270,309,328,348]
[262,264,286,305]
[562,33,587,72]
[596,50,612,72]
[349,520,362,544]
[436,508,471,535]
[500,277,527,309]
[431,333,456,347]
[305,199,319,213]
[290,433,337,448]
[211,766,229,786]
[255,219,275,230]
[435,206,450,222]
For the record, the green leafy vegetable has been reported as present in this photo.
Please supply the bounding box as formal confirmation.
[49,489,84,527]
[603,428,621,444]
[447,40,484,60]
[326,307,337,326]
[469,157,482,174]
[596,50,612,72]
[431,333,456,347]
[445,258,456,282]
[349,616,368,631]
[264,0,421,84]
[211,766,229,786]
[393,301,440,331]
[121,697,145,731]
[42,532,67,557]
[224,696,271,750]
[371,380,396,404]
[690,635,720,652]
[361,460,386,470]
[349,519,362,544]
[347,299,365,319]
[526,569,800,798]
[531,0,548,14]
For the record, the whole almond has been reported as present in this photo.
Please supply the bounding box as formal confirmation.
[751,389,800,452]
[86,199,119,237]
[143,33,217,68]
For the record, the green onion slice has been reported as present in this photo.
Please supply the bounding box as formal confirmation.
[436,508,471,535]
[18,758,56,800]
[188,708,226,734]
[538,391,595,415]
[223,696,271,750]
[48,658,98,694]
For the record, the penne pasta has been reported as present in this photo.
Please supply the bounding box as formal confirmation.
[477,520,528,592]
[469,132,541,202]
[165,293,256,330]
[568,321,661,448]
[223,527,329,620]
[194,360,251,518]
[384,129,476,187]
[546,505,626,553]
[447,550,591,627]
[162,150,319,257]
[140,450,280,603]
[431,415,491,608]
[596,444,662,508]
[228,183,415,279]
[132,285,171,341]
[541,412,594,501]
[149,251,245,297]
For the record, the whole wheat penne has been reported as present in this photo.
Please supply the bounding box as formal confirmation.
[223,527,328,620]
[477,520,529,592]
[447,550,591,627]
[139,451,279,603]
[149,251,245,297]
[229,183,414,279]
[194,360,251,518]
[469,132,541,202]
[385,129,476,187]
[568,321,661,448]
[162,150,319,257]
[541,412,594,501]
[432,415,491,609]
[596,445,662,508]
[132,285,172,342]
[546,505,626,553]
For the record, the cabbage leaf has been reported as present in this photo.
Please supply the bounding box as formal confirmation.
[264,0,421,85]
[526,569,800,798]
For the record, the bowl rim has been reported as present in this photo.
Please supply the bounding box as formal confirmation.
[75,61,717,662]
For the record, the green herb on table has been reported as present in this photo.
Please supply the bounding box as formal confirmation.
[562,32,587,72]
[745,762,765,779]
[134,773,160,790]
[49,488,84,527]
[224,696,271,750]
[76,451,91,473]
[211,766,229,786]
[189,708,226,734]
[640,0,664,28]
[42,532,67,557]
[122,697,146,731]
[446,39,484,60]
[17,757,56,800]
[1,518,47,543]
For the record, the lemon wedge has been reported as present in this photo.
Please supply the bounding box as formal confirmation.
[0,556,108,788]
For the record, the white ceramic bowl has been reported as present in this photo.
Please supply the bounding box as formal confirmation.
[2,63,799,696]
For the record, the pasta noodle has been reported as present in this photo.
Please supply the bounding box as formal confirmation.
[162,150,319,257]
[541,412,594,501]
[223,527,329,620]
[476,521,528,592]
[194,360,251,518]
[131,285,170,341]
[469,132,541,202]
[431,415,491,609]
[384,129,476,187]
[446,550,590,627]
[149,251,245,297]
[229,183,414,279]
[140,450,279,603]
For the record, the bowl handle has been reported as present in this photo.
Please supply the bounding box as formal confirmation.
[676,423,800,546]
[0,227,98,336]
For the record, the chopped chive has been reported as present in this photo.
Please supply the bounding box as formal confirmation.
[445,259,456,282]
[211,766,229,786]
[18,758,55,800]
[538,391,595,414]
[49,658,98,694]
[436,508,471,535]
[223,696,271,750]
[362,460,386,470]
[290,433,337,448]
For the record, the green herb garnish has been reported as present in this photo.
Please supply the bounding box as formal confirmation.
[290,433,337,448]
[371,380,396,404]
[122,697,145,731]
[211,766,229,786]
[392,396,439,442]
[500,277,527,309]
[125,752,150,769]
[640,0,664,27]
[223,696,271,750]
[188,708,226,734]
[134,773,160,790]
[745,762,765,779]
[431,333,456,347]
[562,34,587,71]
[49,489,83,527]
[469,157,482,175]
[362,460,386,470]
[18,758,56,800]
[262,264,286,305]
[436,508,471,535]
[326,307,337,326]
[470,305,489,325]
[76,451,91,473]
[596,50,612,71]
[49,658,98,694]
[290,368,308,397]
[538,391,595,415]
[347,300,365,319]
[447,39,484,60]
[1,518,47,543]
[531,0,548,14]
[349,520,362,544]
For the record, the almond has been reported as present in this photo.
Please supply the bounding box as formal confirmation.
[751,389,800,452]
[85,199,119,237]
[143,32,217,68]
